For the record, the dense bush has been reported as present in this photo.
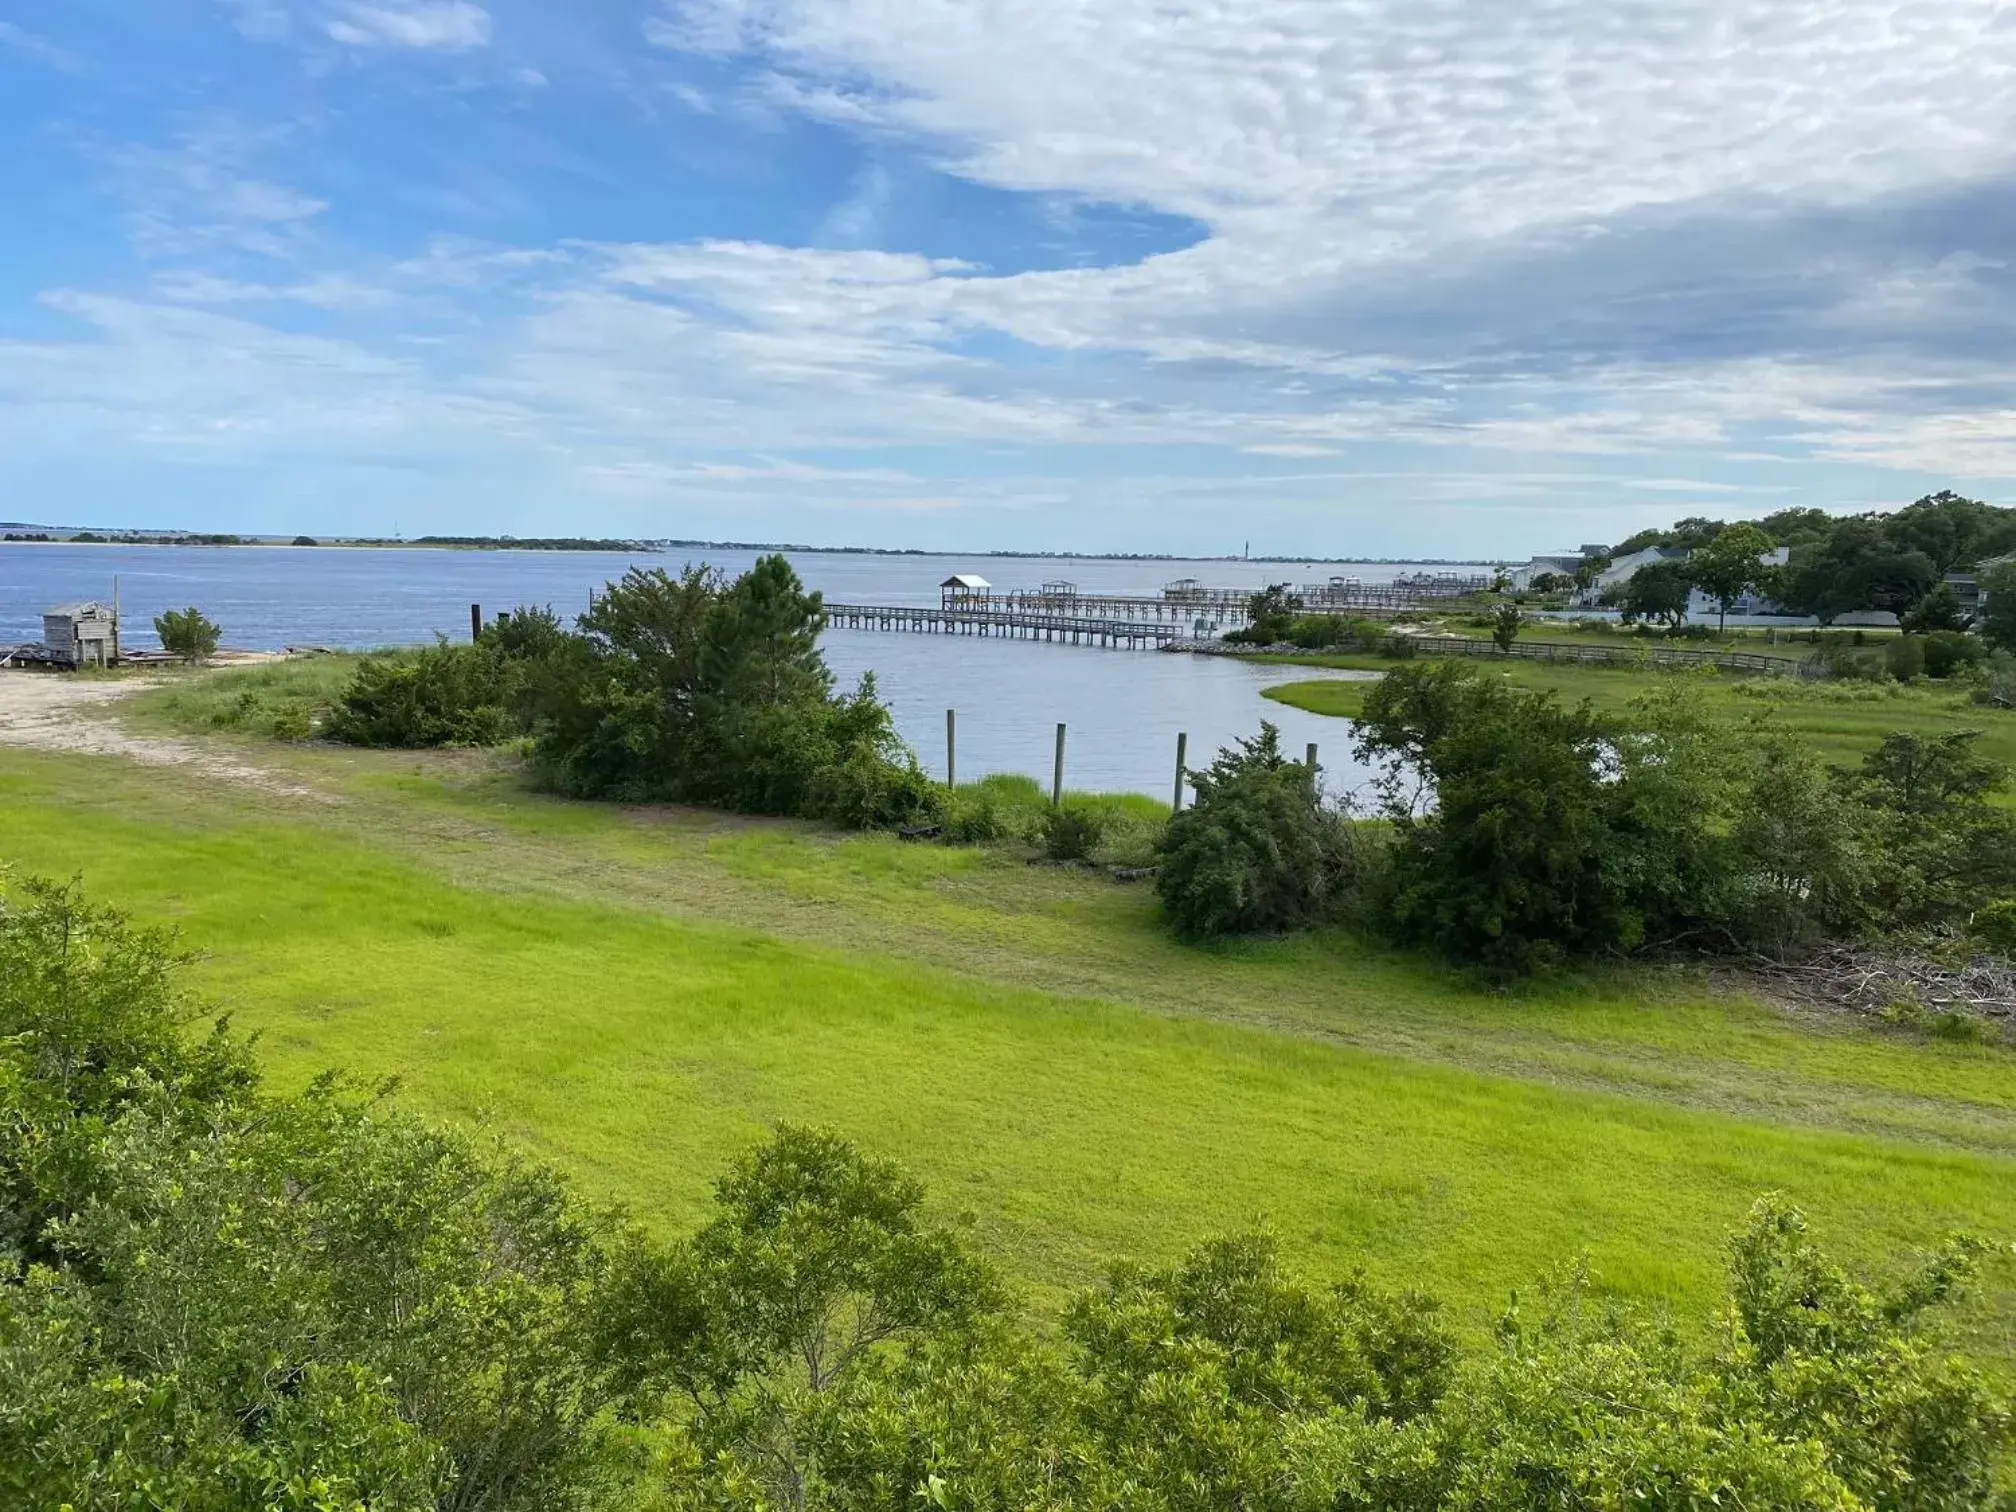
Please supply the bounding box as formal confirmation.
[1157,724,1362,938]
[321,559,938,831]
[1039,800,1108,860]
[324,638,514,748]
[0,877,633,1511]
[1349,664,2016,972]
[5,875,2011,1510]
[522,557,940,831]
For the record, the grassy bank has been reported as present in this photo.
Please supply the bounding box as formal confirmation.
[2,688,2013,1364]
[1261,654,2016,770]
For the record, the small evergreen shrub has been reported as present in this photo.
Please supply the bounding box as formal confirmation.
[154,606,221,663]
[1041,802,1108,861]
[1158,725,1362,937]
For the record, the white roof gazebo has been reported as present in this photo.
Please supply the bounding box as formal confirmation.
[940,573,992,607]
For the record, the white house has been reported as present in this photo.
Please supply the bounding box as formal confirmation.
[1571,546,1687,606]
[1506,553,1589,591]
[1684,547,1792,621]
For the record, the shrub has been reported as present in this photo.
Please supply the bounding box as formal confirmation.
[0,878,631,1511]
[1040,802,1107,861]
[324,641,511,748]
[1886,634,1927,681]
[1158,724,1362,938]
[153,606,221,663]
[1970,899,2016,955]
[1922,628,1983,679]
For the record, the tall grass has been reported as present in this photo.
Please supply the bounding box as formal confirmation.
[129,655,370,741]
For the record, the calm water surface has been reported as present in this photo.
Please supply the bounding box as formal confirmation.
[4,544,1392,798]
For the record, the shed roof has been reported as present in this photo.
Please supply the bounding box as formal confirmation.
[46,601,111,618]
[941,573,992,589]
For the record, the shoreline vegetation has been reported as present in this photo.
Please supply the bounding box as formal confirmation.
[7,498,2016,1503]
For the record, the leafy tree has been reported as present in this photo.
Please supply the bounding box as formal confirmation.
[1881,489,2016,573]
[1848,732,2016,930]
[1489,600,1521,653]
[606,1127,999,1511]
[1901,581,1968,633]
[1157,725,1363,938]
[153,606,221,663]
[1606,559,1693,628]
[1979,560,2016,653]
[1779,518,1938,623]
[0,877,637,1512]
[1689,522,1776,632]
[1355,665,1632,972]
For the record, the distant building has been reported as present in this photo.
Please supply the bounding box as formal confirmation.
[940,573,992,609]
[1947,553,2014,620]
[43,601,117,669]
[1571,546,1687,606]
[1506,548,1604,591]
[1685,547,1791,621]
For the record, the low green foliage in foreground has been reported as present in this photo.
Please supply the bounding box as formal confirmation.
[4,742,2013,1364]
[4,876,2011,1509]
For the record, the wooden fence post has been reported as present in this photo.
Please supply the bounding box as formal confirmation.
[470,603,482,642]
[1052,723,1067,806]
[1172,731,1188,812]
[1306,742,1319,790]
[946,709,957,790]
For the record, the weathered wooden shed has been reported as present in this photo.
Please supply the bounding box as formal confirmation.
[43,602,117,669]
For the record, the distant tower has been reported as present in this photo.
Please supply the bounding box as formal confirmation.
[1244,539,1250,560]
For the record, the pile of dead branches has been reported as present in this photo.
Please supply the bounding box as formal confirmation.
[1749,943,2016,1023]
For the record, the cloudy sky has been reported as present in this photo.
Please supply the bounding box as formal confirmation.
[3,1,2014,554]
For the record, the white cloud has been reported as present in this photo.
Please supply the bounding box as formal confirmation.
[326,1,491,49]
[652,0,2016,254]
[0,20,87,71]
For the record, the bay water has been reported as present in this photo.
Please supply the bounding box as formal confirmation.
[3,543,1393,799]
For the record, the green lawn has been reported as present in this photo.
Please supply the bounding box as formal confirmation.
[1262,654,2016,770]
[4,701,2015,1366]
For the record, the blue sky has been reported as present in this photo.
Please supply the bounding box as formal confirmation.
[3,0,2015,555]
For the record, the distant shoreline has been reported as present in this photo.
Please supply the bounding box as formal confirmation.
[1,536,1502,567]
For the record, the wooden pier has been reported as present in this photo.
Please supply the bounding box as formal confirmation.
[957,580,1492,626]
[824,603,1182,649]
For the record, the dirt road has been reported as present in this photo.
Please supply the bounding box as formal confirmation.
[0,672,321,798]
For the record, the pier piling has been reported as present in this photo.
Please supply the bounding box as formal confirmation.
[1173,732,1187,813]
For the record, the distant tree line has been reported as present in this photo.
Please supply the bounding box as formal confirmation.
[406,535,654,551]
[1599,491,2016,628]
[325,555,942,830]
[3,875,2010,1510]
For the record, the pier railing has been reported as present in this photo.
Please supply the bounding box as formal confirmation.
[825,603,1182,649]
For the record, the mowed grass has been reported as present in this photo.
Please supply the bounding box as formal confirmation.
[1262,655,2016,770]
[2,739,2013,1365]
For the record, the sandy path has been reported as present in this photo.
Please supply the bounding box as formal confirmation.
[0,672,324,798]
